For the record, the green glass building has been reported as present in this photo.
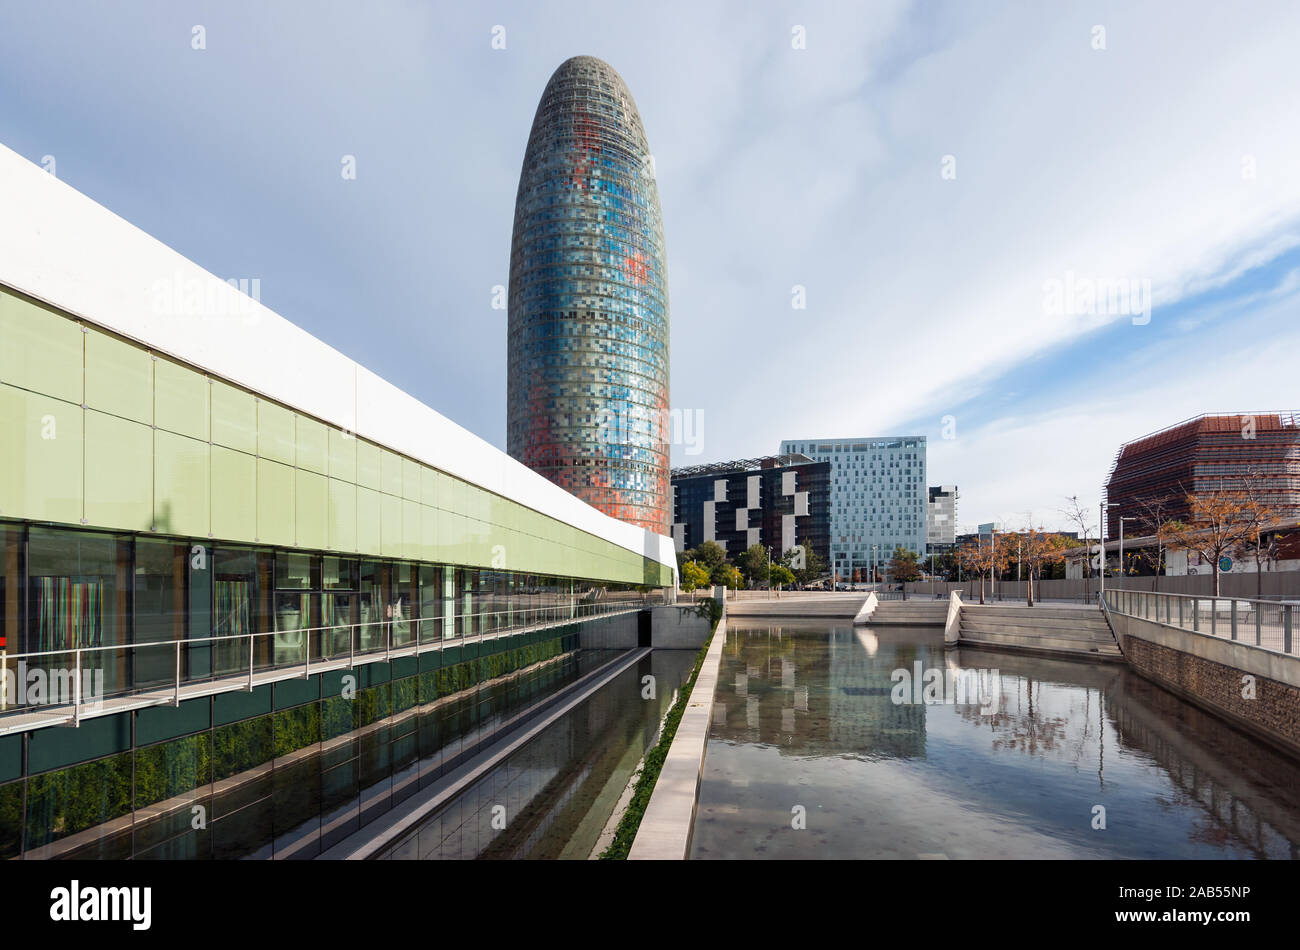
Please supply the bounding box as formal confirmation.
[0,140,676,858]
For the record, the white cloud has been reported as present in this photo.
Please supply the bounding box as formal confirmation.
[666,1,1300,474]
[930,285,1300,530]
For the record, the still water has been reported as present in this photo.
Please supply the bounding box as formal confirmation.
[383,649,696,859]
[690,622,1300,859]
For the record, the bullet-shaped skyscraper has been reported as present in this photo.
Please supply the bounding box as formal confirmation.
[507,56,670,535]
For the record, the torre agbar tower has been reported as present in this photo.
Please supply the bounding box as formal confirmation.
[507,56,671,535]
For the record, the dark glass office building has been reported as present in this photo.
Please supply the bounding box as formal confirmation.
[671,455,830,569]
[507,56,671,536]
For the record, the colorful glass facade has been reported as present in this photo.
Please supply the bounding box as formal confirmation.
[507,56,670,536]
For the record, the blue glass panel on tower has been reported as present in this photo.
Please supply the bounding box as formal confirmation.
[507,56,671,536]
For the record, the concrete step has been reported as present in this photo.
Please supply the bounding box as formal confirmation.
[867,604,949,626]
[958,621,1114,644]
[958,613,1111,633]
[871,604,949,613]
[961,605,1101,620]
[871,609,949,619]
[958,629,1123,657]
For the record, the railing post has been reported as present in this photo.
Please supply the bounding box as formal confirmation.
[1285,605,1294,655]
[1230,600,1237,641]
[1256,600,1262,647]
[1178,597,1184,628]
[73,649,81,727]
[248,632,255,692]
[1193,598,1199,632]
[1211,598,1216,638]
[174,640,182,706]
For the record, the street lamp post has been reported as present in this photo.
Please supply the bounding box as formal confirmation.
[1099,501,1107,599]
[991,526,998,601]
[1118,515,1138,588]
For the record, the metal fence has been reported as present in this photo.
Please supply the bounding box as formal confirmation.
[0,597,656,728]
[1103,589,1298,656]
[906,571,1300,602]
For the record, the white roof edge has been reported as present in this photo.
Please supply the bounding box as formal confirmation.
[0,142,673,572]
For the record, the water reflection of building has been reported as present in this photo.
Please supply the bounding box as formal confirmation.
[1106,670,1300,859]
[828,630,926,758]
[712,624,925,759]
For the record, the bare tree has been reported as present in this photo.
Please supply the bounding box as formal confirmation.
[1131,494,1178,591]
[1060,495,1096,597]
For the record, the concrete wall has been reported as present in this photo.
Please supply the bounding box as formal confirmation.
[650,605,714,649]
[1113,612,1300,760]
[576,612,641,651]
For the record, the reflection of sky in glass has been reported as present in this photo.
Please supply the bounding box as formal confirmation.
[508,57,670,534]
[692,622,1300,859]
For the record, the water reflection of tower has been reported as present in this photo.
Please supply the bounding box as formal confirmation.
[828,628,927,758]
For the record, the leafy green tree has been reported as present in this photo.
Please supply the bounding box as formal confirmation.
[680,560,710,592]
[782,544,826,585]
[888,545,922,582]
[736,544,771,586]
[768,564,795,590]
[684,540,727,573]
[712,563,743,590]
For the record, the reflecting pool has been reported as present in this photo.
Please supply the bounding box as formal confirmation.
[690,622,1300,859]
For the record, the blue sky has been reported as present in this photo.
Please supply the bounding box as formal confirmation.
[2,0,1297,533]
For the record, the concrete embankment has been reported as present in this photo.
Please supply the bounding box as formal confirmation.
[726,593,866,620]
[627,607,729,860]
[1112,611,1300,760]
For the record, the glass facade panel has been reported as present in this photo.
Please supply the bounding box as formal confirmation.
[358,561,388,653]
[26,528,131,702]
[0,525,21,711]
[212,548,257,676]
[391,562,416,648]
[0,515,662,857]
[134,538,189,688]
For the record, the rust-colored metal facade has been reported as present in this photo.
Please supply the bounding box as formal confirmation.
[1103,412,1300,537]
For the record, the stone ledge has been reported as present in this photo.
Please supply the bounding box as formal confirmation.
[627,610,728,860]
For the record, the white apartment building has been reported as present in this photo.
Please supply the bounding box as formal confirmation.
[779,436,927,580]
[927,485,959,551]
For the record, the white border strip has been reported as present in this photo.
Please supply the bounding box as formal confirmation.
[627,606,727,860]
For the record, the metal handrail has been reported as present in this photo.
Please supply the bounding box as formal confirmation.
[0,597,656,721]
[1103,588,1296,657]
[1096,592,1124,657]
